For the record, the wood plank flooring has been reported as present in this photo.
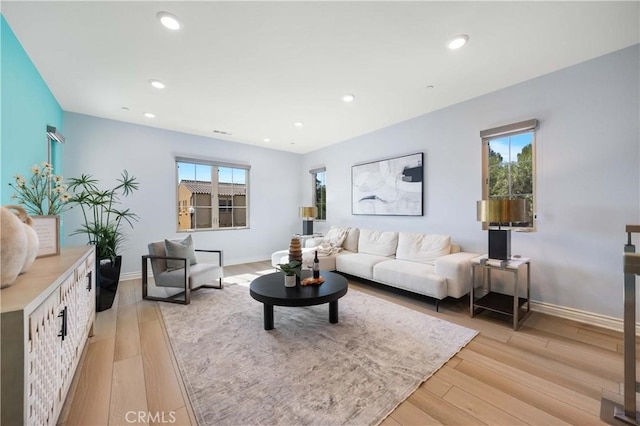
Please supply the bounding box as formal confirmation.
[59,260,629,425]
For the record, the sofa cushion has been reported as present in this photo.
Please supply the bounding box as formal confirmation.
[396,232,451,265]
[335,253,389,279]
[301,248,347,271]
[358,229,398,257]
[343,228,360,252]
[157,263,222,288]
[373,259,447,300]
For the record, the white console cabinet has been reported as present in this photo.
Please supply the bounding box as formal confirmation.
[1,246,96,425]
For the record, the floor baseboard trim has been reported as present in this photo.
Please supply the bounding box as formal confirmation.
[531,300,636,335]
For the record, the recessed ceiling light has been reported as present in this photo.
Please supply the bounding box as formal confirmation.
[448,34,469,50]
[426,85,434,89]
[149,79,165,89]
[264,138,271,143]
[294,121,304,127]
[342,94,355,103]
[121,106,130,111]
[144,112,155,118]
[157,11,182,31]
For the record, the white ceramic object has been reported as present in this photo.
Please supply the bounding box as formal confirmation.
[1,206,27,288]
[284,275,296,287]
[21,216,39,273]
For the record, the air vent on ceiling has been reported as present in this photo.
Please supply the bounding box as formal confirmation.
[213,129,232,136]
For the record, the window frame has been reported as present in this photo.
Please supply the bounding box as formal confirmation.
[481,119,538,232]
[175,156,250,232]
[310,167,326,221]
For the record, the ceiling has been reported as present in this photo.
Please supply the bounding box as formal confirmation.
[3,1,639,154]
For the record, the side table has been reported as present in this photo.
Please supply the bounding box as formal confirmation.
[470,255,531,330]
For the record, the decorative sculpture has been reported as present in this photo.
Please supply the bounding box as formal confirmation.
[1,205,39,288]
[288,236,302,264]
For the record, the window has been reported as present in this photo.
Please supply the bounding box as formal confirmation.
[311,168,326,221]
[176,158,249,231]
[481,119,537,230]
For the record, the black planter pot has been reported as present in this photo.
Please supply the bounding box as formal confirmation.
[96,255,122,312]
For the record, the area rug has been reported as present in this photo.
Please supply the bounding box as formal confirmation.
[159,284,478,426]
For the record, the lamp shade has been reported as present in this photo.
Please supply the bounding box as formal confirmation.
[477,199,527,224]
[299,206,317,219]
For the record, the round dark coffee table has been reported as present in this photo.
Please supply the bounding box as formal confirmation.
[249,271,348,330]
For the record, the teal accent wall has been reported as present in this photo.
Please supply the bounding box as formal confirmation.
[1,14,63,206]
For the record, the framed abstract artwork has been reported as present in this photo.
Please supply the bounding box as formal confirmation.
[352,152,424,216]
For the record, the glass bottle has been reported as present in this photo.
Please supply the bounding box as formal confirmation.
[313,250,320,279]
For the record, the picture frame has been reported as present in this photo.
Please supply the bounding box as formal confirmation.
[31,215,60,257]
[352,152,424,216]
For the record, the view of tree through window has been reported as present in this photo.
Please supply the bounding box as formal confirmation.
[176,160,249,230]
[485,131,534,228]
[313,170,326,220]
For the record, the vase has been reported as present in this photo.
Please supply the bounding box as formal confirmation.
[1,205,42,288]
[284,274,296,287]
[1,206,28,288]
[96,255,122,311]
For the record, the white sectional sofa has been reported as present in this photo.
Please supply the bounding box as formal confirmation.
[271,227,479,311]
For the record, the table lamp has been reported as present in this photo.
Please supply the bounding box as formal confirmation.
[299,206,317,235]
[477,199,527,260]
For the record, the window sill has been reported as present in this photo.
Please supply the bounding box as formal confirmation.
[178,226,249,233]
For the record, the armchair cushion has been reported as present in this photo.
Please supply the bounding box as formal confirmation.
[165,235,197,271]
[156,263,223,288]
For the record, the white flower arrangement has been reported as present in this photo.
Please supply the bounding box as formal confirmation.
[9,162,71,215]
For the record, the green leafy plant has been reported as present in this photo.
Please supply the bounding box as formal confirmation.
[67,170,139,259]
[277,260,301,276]
[8,162,72,215]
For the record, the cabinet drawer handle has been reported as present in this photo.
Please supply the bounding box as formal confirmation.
[86,271,92,291]
[58,306,68,341]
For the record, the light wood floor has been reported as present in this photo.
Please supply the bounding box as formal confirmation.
[58,260,631,425]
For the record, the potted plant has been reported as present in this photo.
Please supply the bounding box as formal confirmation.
[277,260,301,287]
[67,170,139,311]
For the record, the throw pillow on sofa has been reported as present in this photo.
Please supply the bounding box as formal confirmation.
[316,226,350,255]
[165,235,198,271]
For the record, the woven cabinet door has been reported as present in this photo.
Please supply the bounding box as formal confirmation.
[26,287,62,425]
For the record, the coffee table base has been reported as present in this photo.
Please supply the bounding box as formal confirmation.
[329,300,339,324]
[264,304,274,330]
[262,301,339,330]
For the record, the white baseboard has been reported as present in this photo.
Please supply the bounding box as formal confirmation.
[120,271,141,281]
[531,300,635,335]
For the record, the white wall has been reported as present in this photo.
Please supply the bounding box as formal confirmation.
[301,45,640,319]
[62,113,303,274]
[61,45,639,320]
